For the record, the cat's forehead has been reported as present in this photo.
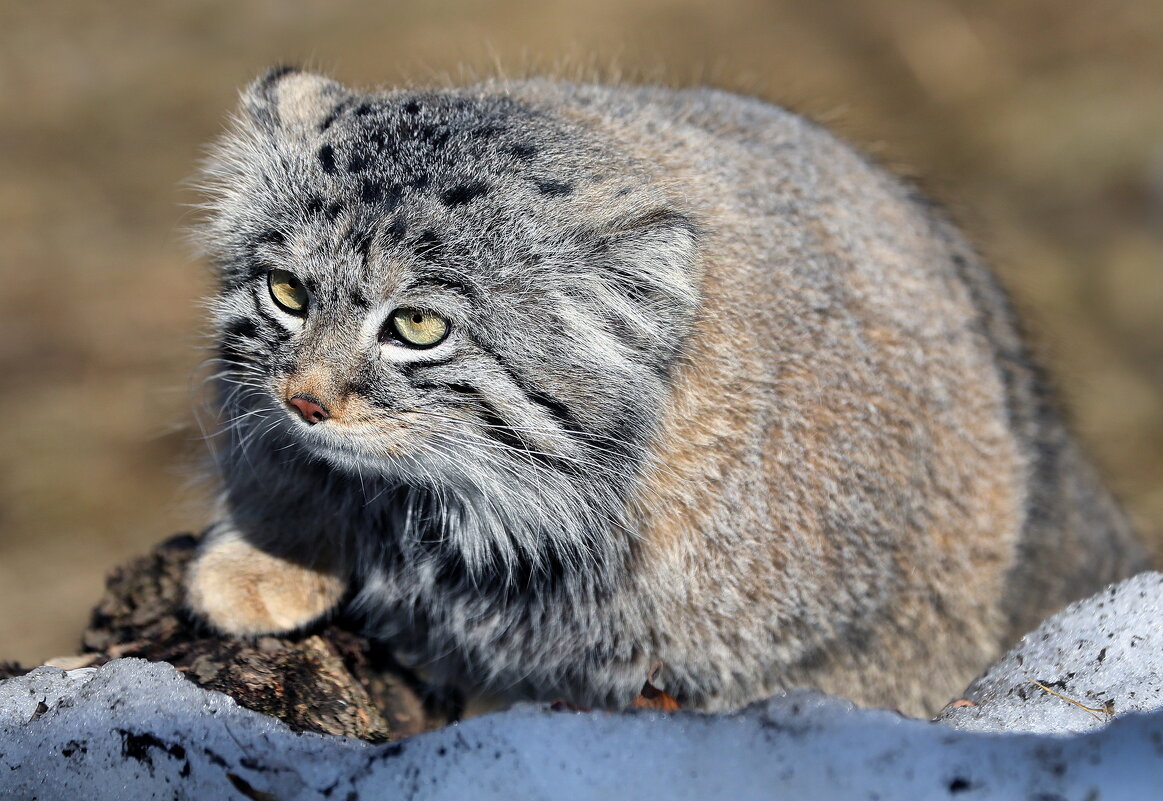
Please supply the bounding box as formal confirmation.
[318,91,558,177]
[208,76,679,297]
[294,90,588,223]
[269,91,598,286]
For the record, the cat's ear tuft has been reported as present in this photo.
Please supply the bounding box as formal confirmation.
[240,67,348,133]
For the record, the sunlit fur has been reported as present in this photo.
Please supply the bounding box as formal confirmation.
[188,69,1147,714]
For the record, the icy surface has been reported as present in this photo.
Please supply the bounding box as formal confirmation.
[940,571,1163,734]
[3,573,1163,799]
[0,664,97,726]
[0,659,368,798]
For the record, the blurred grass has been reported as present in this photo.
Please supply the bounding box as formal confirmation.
[1,0,1160,664]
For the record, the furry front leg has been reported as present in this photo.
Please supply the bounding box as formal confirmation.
[186,524,347,636]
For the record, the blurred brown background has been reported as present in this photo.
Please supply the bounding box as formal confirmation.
[2,0,1161,665]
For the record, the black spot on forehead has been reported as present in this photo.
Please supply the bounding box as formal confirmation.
[352,227,376,261]
[385,215,408,244]
[472,124,504,140]
[415,123,451,149]
[360,179,384,203]
[440,181,489,207]
[361,179,403,211]
[508,142,538,159]
[293,194,341,221]
[303,93,577,233]
[347,288,372,310]
[413,229,444,260]
[318,144,337,174]
[535,179,573,196]
[347,151,369,173]
[341,93,540,157]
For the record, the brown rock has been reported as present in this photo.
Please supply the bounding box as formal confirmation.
[73,533,448,741]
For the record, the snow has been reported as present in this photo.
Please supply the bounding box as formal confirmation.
[940,571,1163,734]
[4,573,1163,800]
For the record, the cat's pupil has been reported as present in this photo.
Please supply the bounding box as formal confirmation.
[411,313,423,324]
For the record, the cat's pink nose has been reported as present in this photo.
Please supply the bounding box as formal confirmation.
[288,394,330,424]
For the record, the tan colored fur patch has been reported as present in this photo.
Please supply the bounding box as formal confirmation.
[187,530,347,636]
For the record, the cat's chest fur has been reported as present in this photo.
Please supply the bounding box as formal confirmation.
[186,68,1147,717]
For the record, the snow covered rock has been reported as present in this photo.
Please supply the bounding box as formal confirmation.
[940,571,1163,734]
[3,572,1163,799]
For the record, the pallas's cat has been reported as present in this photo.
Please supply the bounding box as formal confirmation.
[187,68,1147,715]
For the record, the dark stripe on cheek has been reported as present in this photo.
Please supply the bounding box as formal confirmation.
[474,398,535,454]
[525,388,582,434]
[442,383,556,464]
[496,364,583,435]
[217,340,254,367]
[223,317,259,340]
[469,341,585,436]
[411,380,518,443]
[442,382,477,397]
[396,356,458,380]
[602,261,657,304]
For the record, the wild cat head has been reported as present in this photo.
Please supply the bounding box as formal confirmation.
[198,69,700,553]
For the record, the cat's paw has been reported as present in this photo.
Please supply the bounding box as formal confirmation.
[186,529,347,636]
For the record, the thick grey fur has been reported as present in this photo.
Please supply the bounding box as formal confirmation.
[192,68,1148,715]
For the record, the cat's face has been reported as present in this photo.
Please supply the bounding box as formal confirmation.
[201,71,700,507]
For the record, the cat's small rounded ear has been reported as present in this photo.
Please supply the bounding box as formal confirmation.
[240,66,348,134]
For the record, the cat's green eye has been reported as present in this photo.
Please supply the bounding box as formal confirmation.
[268,269,309,314]
[387,308,449,348]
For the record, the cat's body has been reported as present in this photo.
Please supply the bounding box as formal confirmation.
[188,69,1147,716]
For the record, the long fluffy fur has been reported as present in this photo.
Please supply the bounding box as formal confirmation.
[189,68,1147,715]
